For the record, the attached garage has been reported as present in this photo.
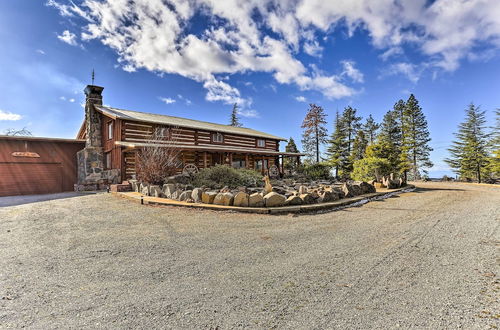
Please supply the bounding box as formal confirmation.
[0,136,85,197]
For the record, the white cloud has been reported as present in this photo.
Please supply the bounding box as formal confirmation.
[57,30,78,46]
[49,0,500,105]
[69,98,75,103]
[303,40,323,57]
[0,110,22,121]
[36,49,46,55]
[340,60,364,83]
[384,62,424,83]
[295,96,307,102]
[159,97,176,104]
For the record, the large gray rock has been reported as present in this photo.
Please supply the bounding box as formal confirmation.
[264,192,286,207]
[332,187,345,199]
[300,193,315,204]
[162,184,176,198]
[342,183,356,198]
[249,193,264,207]
[233,192,249,207]
[318,190,337,203]
[298,185,308,194]
[201,191,217,204]
[129,180,138,192]
[214,192,234,206]
[140,183,149,196]
[285,195,303,206]
[179,190,192,202]
[170,189,182,200]
[149,185,162,197]
[191,188,203,203]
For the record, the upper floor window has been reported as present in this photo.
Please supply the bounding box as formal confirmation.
[212,132,224,143]
[107,122,113,140]
[257,139,265,147]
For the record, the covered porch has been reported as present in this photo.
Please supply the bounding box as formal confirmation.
[116,141,304,179]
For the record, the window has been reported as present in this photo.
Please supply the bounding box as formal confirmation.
[105,152,111,169]
[107,122,113,140]
[255,159,268,170]
[257,139,265,147]
[232,160,246,169]
[212,132,224,143]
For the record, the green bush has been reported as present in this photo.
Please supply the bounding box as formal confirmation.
[352,157,391,182]
[302,163,332,181]
[191,165,263,189]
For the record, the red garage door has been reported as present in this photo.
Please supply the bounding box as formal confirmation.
[0,163,63,197]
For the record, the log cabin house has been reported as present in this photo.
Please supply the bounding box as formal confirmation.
[77,85,304,184]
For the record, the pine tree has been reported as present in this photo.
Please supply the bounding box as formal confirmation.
[363,114,380,145]
[371,109,402,173]
[301,104,328,163]
[326,110,348,177]
[393,99,410,180]
[403,94,433,180]
[340,106,362,173]
[445,103,490,183]
[350,130,368,162]
[229,103,242,127]
[283,137,300,172]
[489,109,500,178]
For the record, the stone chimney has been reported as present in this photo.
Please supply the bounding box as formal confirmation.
[75,85,107,190]
[84,85,104,148]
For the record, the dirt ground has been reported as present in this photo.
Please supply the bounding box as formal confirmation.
[0,182,499,329]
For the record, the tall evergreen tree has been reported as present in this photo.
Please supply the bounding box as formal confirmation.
[392,99,410,180]
[445,103,490,183]
[350,130,368,162]
[326,110,348,177]
[403,94,433,179]
[301,104,328,163]
[340,106,362,173]
[363,114,380,145]
[371,109,402,173]
[489,109,500,178]
[229,103,242,127]
[283,137,300,172]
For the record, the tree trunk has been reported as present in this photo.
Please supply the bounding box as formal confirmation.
[477,162,481,183]
[315,125,319,163]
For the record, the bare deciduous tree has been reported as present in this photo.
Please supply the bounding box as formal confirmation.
[136,127,182,185]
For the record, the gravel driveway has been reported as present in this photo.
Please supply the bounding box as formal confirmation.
[0,182,498,329]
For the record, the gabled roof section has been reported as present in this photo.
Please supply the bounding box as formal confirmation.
[95,105,286,141]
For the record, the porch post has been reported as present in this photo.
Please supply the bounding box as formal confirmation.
[262,155,265,175]
[245,154,249,169]
[229,153,233,167]
[203,151,208,168]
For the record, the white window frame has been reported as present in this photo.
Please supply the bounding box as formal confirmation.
[212,132,224,143]
[257,139,265,147]
[107,122,113,140]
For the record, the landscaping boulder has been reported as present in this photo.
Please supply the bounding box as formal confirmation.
[353,181,376,194]
[214,192,234,206]
[233,192,249,207]
[298,185,308,194]
[129,180,138,192]
[191,188,203,203]
[341,183,356,198]
[318,190,337,203]
[162,183,176,198]
[272,186,288,195]
[264,192,286,207]
[285,195,303,206]
[300,193,315,204]
[149,185,162,197]
[201,191,217,204]
[249,193,264,207]
[140,183,150,196]
[331,187,345,199]
[170,189,182,200]
[351,184,362,196]
[179,190,192,202]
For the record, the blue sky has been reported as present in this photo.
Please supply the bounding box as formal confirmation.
[1,0,499,177]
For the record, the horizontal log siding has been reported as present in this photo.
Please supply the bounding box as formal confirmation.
[122,120,280,152]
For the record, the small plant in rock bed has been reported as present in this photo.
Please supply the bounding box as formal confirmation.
[191,165,263,189]
[302,163,332,181]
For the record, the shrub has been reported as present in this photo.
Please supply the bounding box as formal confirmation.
[191,165,263,189]
[302,163,332,181]
[352,157,391,182]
